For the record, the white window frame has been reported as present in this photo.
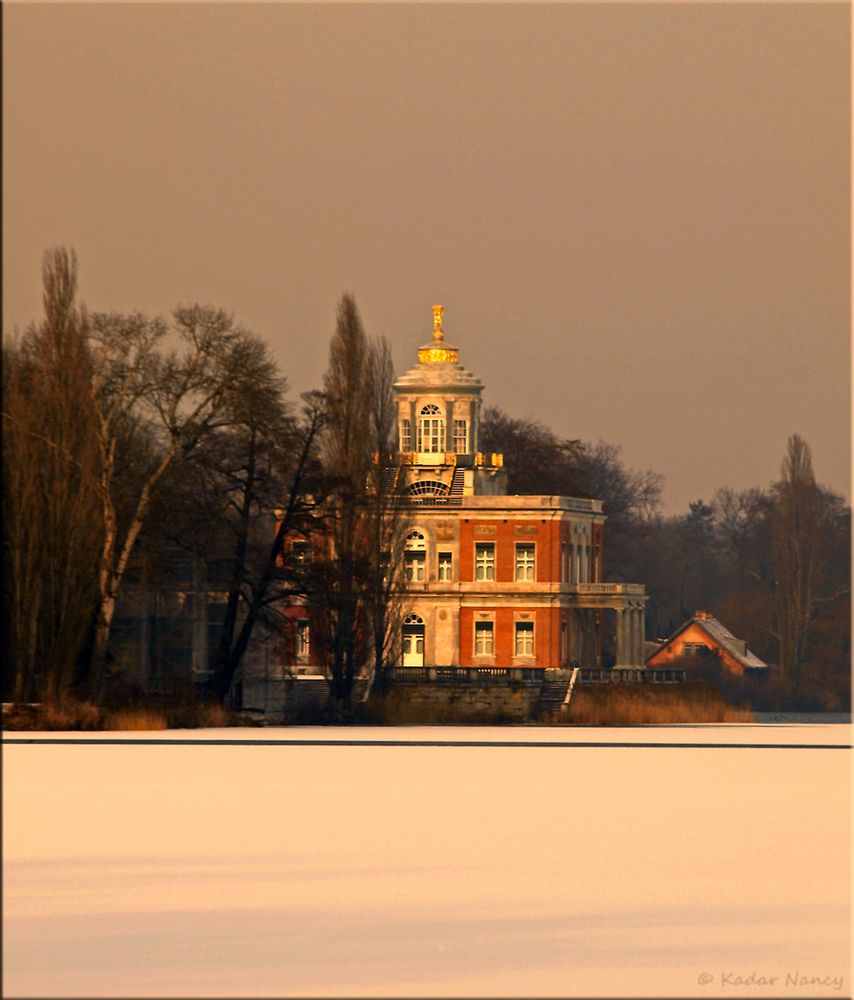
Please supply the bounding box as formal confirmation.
[515,543,535,581]
[405,551,426,582]
[296,619,310,659]
[475,542,495,582]
[453,418,468,454]
[438,551,453,582]
[402,613,425,664]
[515,621,535,657]
[400,418,412,451]
[417,404,445,453]
[474,621,494,656]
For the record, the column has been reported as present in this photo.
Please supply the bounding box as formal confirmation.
[626,607,636,668]
[627,607,638,668]
[623,608,632,668]
[614,608,625,668]
[584,611,593,667]
[570,610,578,664]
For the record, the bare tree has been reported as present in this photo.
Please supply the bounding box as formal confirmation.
[2,249,102,704]
[573,440,663,585]
[574,440,663,523]
[363,336,408,695]
[151,342,327,705]
[771,435,849,685]
[712,486,772,588]
[206,393,325,702]
[86,304,286,695]
[480,407,583,496]
[311,295,373,717]
[311,296,406,715]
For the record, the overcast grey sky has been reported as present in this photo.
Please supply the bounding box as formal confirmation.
[4,2,850,512]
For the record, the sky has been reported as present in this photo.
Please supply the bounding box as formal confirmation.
[3,2,850,513]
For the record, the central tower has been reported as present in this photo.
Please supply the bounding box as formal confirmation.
[393,305,506,501]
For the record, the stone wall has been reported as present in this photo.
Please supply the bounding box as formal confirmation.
[376,679,542,722]
[243,668,570,724]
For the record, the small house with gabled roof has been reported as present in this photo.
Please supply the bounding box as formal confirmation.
[646,610,768,676]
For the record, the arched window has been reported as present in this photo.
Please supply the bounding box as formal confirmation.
[406,480,450,502]
[402,614,425,666]
[405,529,427,549]
[417,404,445,453]
[405,530,426,581]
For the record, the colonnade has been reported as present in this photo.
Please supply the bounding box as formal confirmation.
[614,602,646,668]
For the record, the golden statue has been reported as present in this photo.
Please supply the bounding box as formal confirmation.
[432,304,444,340]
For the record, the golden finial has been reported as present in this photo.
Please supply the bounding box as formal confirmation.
[418,303,458,363]
[432,304,444,341]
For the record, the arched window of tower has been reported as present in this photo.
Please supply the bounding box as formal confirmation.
[405,529,427,549]
[417,404,444,453]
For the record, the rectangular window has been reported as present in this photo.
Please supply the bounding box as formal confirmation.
[438,552,453,582]
[515,543,535,581]
[561,542,568,583]
[291,541,310,567]
[453,419,468,454]
[515,621,535,657]
[683,642,708,656]
[474,621,494,655]
[405,551,426,582]
[475,543,495,581]
[400,418,412,451]
[296,620,310,658]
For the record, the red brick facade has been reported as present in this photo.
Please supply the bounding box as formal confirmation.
[268,305,646,677]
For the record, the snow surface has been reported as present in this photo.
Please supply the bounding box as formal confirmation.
[3,725,851,998]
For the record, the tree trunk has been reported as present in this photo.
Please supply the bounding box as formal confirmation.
[90,442,179,698]
[208,416,319,703]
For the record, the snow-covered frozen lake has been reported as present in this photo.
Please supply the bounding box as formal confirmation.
[3,725,851,998]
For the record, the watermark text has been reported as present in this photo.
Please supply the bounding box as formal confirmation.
[697,970,845,991]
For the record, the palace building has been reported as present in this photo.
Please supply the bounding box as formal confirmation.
[269,305,648,687]
[387,305,647,673]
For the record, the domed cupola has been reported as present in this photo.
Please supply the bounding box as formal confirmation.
[395,305,483,390]
[392,305,505,499]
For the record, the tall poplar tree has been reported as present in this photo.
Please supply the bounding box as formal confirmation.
[312,295,405,716]
[771,434,848,685]
[2,249,102,703]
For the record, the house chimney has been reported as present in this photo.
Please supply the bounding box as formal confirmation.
[694,610,713,620]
